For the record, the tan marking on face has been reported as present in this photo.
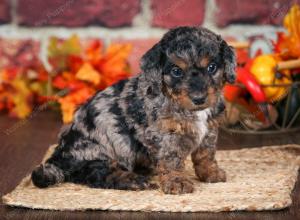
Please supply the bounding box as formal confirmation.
[170,54,188,71]
[170,89,195,110]
[165,87,208,110]
[198,57,210,68]
[212,69,224,81]
[207,87,217,106]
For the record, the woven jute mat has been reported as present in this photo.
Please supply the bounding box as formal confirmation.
[2,144,300,212]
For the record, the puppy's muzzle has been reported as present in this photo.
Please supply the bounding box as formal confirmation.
[191,97,206,105]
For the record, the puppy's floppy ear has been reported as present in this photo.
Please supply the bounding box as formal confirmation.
[140,43,164,73]
[140,42,165,96]
[221,40,236,84]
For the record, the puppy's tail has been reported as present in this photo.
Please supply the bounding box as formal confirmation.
[31,163,64,188]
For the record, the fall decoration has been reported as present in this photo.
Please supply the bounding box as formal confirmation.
[1,5,300,130]
[223,4,300,133]
[49,36,132,123]
[0,66,49,119]
[274,4,300,59]
[0,35,133,123]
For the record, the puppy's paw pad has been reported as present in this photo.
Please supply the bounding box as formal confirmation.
[161,176,194,194]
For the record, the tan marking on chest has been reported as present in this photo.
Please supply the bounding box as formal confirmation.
[158,117,197,135]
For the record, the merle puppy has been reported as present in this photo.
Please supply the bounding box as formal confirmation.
[32,26,236,194]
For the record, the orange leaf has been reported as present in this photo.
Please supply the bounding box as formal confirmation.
[68,55,84,73]
[53,71,87,91]
[103,72,131,87]
[85,40,103,65]
[99,43,132,75]
[75,62,101,85]
[10,78,32,118]
[52,73,70,89]
[275,4,300,58]
[58,87,95,123]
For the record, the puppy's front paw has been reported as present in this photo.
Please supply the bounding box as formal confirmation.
[201,167,226,183]
[160,174,194,194]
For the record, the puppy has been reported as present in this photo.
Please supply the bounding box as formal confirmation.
[31,26,236,194]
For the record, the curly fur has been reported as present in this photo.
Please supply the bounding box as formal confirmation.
[31,26,236,194]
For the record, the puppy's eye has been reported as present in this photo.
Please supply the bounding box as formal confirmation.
[207,62,218,74]
[171,67,183,78]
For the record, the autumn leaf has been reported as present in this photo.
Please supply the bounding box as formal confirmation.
[0,66,50,119]
[1,68,19,82]
[37,69,50,82]
[48,35,81,58]
[103,71,130,87]
[76,62,101,86]
[100,44,132,74]
[85,40,103,65]
[30,81,46,95]
[58,87,95,123]
[10,78,32,119]
[48,35,82,71]
[52,72,72,89]
[53,71,87,92]
[45,36,133,123]
[274,4,300,59]
[67,55,84,73]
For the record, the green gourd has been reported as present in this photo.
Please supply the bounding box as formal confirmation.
[277,84,300,127]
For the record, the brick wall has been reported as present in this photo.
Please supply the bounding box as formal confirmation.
[0,0,298,73]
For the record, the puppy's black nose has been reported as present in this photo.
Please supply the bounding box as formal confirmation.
[192,97,206,105]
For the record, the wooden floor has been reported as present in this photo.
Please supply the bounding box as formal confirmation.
[1,111,300,220]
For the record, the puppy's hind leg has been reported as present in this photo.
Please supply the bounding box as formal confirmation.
[31,163,65,188]
[70,159,157,190]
